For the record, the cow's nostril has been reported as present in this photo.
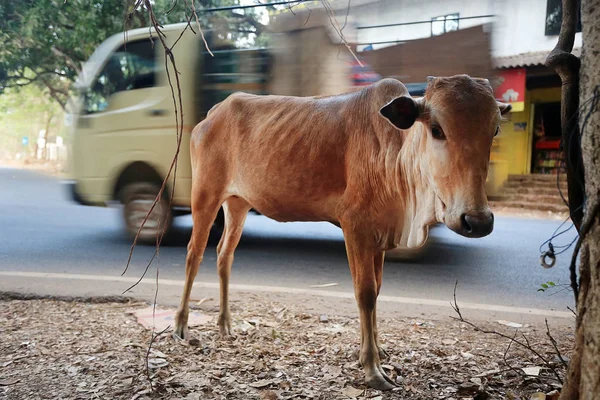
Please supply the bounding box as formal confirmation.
[460,213,473,233]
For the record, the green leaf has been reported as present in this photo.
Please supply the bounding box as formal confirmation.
[548,281,556,286]
[541,283,549,289]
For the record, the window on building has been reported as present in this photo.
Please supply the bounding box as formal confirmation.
[84,39,157,114]
[545,0,581,36]
[431,13,459,36]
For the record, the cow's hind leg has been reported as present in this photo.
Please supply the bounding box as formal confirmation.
[343,228,396,391]
[216,196,250,337]
[173,192,222,340]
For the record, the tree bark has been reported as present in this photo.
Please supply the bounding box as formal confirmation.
[559,0,600,398]
[545,0,585,231]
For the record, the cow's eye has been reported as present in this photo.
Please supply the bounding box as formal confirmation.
[494,126,500,137]
[431,126,446,140]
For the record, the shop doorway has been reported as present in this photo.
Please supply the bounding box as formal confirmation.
[531,102,564,174]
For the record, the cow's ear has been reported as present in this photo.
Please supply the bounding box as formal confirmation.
[380,96,419,130]
[498,101,512,115]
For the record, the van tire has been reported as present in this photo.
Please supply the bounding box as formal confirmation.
[121,182,173,245]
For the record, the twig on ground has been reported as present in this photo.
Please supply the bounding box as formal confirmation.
[451,281,564,384]
[145,324,171,390]
[503,329,525,379]
[545,318,569,370]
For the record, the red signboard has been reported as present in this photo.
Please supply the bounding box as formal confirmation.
[494,68,526,112]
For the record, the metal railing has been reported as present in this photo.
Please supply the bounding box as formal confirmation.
[356,14,495,47]
[357,14,495,30]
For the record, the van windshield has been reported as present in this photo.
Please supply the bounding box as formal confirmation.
[82,39,157,114]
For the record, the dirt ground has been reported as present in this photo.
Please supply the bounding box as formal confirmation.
[0,295,573,400]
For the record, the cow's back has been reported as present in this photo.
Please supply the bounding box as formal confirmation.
[191,80,409,223]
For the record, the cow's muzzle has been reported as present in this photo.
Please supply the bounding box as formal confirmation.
[456,210,494,238]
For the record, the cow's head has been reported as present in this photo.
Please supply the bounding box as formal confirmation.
[380,75,511,241]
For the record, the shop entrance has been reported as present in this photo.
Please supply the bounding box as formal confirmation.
[531,102,564,174]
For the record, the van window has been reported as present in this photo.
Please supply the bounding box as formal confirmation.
[199,48,270,116]
[83,39,157,114]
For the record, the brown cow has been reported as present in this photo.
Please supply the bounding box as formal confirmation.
[174,75,511,390]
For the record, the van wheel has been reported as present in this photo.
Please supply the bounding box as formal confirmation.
[121,182,173,244]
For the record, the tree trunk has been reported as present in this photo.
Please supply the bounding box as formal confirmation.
[42,112,53,161]
[560,0,600,398]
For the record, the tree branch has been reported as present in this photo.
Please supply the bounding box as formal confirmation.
[39,77,68,111]
[51,46,83,74]
[225,11,266,35]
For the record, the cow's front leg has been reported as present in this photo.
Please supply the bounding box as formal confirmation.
[373,251,389,360]
[353,252,389,361]
[373,303,390,360]
[343,230,396,391]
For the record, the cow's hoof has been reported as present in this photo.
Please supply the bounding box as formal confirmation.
[219,329,235,340]
[366,371,396,391]
[217,315,232,338]
[172,325,188,341]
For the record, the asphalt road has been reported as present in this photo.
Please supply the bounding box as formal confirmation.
[0,166,577,317]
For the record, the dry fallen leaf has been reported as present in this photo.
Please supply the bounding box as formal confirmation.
[322,365,342,379]
[150,349,168,358]
[0,377,20,386]
[309,283,339,288]
[237,320,254,332]
[522,366,543,376]
[497,320,523,328]
[131,389,152,400]
[249,379,277,389]
[470,377,483,386]
[474,369,500,378]
[147,358,169,369]
[341,385,364,398]
[529,392,546,400]
[260,390,279,400]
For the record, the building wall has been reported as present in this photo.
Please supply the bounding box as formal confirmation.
[268,18,353,97]
[360,25,493,83]
[352,0,492,50]
[348,0,582,57]
[490,0,582,57]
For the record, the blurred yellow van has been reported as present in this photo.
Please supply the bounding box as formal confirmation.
[65,23,269,243]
